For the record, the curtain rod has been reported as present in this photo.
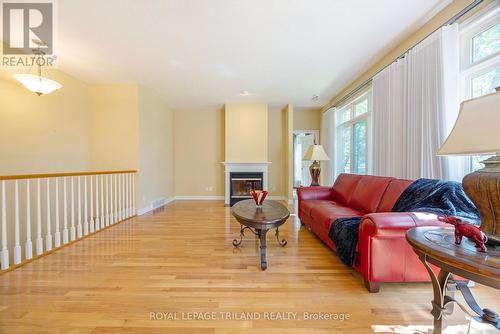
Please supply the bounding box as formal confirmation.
[326,0,484,111]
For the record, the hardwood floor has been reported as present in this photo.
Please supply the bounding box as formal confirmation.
[0,200,498,333]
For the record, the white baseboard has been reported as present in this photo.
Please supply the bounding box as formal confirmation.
[137,197,175,216]
[174,196,224,201]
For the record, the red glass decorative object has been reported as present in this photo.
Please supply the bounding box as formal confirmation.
[438,216,488,252]
[251,190,268,206]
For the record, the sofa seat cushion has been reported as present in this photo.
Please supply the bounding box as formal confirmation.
[300,200,336,217]
[310,203,364,231]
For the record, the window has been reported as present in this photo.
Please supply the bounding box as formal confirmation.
[335,89,371,175]
[460,5,500,171]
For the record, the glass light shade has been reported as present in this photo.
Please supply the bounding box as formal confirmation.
[14,74,62,96]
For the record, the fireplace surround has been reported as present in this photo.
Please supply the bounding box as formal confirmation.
[229,172,263,206]
[222,162,270,206]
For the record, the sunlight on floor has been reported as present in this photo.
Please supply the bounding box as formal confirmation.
[372,320,498,334]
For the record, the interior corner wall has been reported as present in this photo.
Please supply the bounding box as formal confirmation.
[88,84,140,171]
[0,68,91,175]
[137,86,174,210]
[88,84,175,212]
[294,108,322,132]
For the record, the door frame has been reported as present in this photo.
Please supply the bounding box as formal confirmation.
[292,130,320,189]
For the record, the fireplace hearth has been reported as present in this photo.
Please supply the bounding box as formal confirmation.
[230,172,263,206]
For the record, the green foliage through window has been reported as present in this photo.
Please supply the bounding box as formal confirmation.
[472,22,500,63]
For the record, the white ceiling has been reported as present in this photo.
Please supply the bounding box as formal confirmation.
[57,0,450,110]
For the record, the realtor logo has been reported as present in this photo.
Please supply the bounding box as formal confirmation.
[1,0,57,67]
[2,1,53,54]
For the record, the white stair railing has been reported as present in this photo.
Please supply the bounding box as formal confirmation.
[0,171,136,271]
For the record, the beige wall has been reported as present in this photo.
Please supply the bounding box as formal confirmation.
[224,103,268,162]
[282,105,294,201]
[88,84,175,210]
[0,68,175,212]
[267,107,284,196]
[174,108,225,197]
[88,84,139,171]
[138,86,175,209]
[0,68,90,175]
[323,0,495,110]
[294,107,321,131]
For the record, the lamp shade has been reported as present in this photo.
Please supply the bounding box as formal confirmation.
[14,74,62,96]
[303,145,330,161]
[437,91,500,156]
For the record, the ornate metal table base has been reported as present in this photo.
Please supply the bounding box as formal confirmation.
[233,224,287,270]
[419,254,499,334]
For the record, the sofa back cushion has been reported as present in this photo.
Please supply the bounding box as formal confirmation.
[377,179,413,212]
[348,175,393,213]
[331,173,362,204]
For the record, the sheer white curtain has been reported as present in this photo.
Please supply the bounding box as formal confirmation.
[372,24,460,180]
[320,108,335,186]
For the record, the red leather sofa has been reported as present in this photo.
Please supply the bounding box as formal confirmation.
[297,173,445,292]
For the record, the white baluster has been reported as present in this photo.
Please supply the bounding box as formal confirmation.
[105,174,109,226]
[95,175,100,230]
[54,178,61,248]
[77,176,82,238]
[1,181,9,269]
[45,178,52,251]
[118,174,122,221]
[70,177,76,241]
[100,174,104,226]
[83,176,88,235]
[63,177,69,244]
[25,180,33,260]
[109,174,114,225]
[114,174,118,223]
[13,180,21,264]
[132,173,136,216]
[89,175,94,233]
[36,179,43,255]
[123,174,128,219]
[127,173,131,218]
[125,173,129,218]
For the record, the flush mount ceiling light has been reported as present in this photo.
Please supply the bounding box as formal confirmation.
[239,90,249,96]
[14,39,62,96]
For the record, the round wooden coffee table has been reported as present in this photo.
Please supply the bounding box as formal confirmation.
[406,227,500,333]
[231,199,290,270]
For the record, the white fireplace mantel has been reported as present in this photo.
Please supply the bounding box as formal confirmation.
[222,162,271,205]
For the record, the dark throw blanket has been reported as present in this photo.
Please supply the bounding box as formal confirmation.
[328,178,479,267]
[391,178,480,224]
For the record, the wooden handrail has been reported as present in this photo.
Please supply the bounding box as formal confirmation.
[0,170,137,181]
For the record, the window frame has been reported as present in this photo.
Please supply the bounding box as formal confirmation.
[458,2,500,172]
[334,88,372,177]
[459,5,500,73]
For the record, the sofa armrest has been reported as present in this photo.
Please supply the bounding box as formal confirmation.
[357,212,446,290]
[297,186,333,201]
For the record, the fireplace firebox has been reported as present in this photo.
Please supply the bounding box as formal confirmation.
[229,172,263,206]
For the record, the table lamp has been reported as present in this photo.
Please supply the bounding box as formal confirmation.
[303,145,330,186]
[437,90,500,245]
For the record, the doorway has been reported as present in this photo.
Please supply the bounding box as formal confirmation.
[293,130,319,188]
